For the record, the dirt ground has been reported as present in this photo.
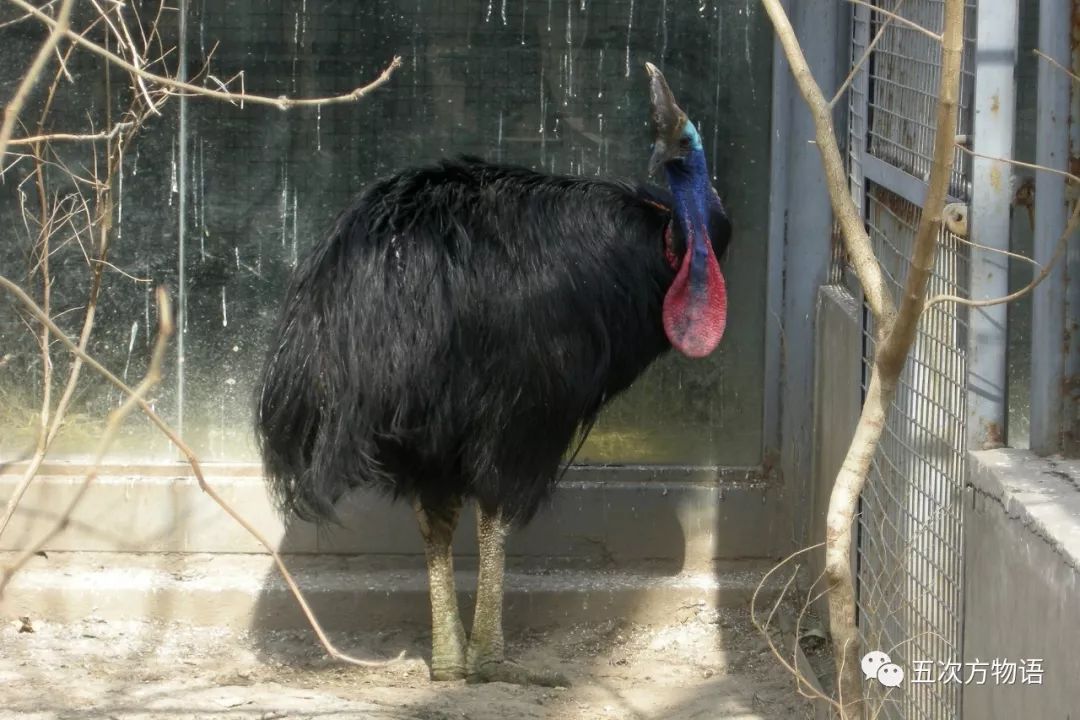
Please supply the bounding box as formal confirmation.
[2,606,814,720]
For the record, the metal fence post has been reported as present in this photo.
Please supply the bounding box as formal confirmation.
[1031,0,1071,455]
[967,0,1019,450]
[778,0,844,550]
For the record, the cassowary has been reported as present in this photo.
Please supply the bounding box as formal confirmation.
[256,64,731,685]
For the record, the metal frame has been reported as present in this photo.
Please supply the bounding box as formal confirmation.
[163,0,790,474]
[967,0,1019,450]
[1031,0,1071,455]
[176,0,189,440]
[863,154,963,208]
[764,0,792,462]
[777,0,849,546]
[847,1,870,219]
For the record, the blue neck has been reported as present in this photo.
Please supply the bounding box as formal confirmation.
[664,149,712,219]
[665,149,715,286]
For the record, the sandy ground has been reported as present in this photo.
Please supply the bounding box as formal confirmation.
[1,607,814,720]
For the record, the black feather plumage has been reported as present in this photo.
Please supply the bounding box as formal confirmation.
[256,156,731,525]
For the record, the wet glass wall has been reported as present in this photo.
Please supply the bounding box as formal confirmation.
[0,5,182,461]
[1006,1,1038,449]
[1,0,772,466]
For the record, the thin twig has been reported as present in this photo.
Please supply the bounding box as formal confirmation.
[749,541,843,714]
[831,0,908,109]
[952,232,1042,271]
[0,25,105,540]
[957,143,1080,186]
[88,0,160,115]
[876,0,963,384]
[0,288,173,592]
[0,11,97,540]
[7,0,403,112]
[845,0,942,41]
[90,257,153,283]
[1,0,169,533]
[926,198,1080,310]
[1034,49,1080,86]
[0,0,58,29]
[793,564,831,697]
[0,274,405,669]
[7,122,136,146]
[0,0,76,162]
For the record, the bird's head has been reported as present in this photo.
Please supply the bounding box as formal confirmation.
[644,61,729,359]
[645,61,702,177]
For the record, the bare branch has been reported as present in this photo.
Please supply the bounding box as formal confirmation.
[0,0,76,162]
[957,143,1080,187]
[0,274,405,669]
[876,3,964,377]
[0,288,173,592]
[8,122,136,146]
[1034,48,1080,86]
[831,0,908,109]
[845,0,942,42]
[822,2,966,715]
[0,0,57,29]
[926,198,1080,310]
[952,231,1042,273]
[87,0,161,115]
[6,0,403,113]
[750,541,843,714]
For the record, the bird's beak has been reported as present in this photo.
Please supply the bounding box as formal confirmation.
[645,62,686,176]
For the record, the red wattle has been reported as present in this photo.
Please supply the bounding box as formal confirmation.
[662,232,728,358]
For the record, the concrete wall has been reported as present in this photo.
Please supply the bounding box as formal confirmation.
[804,289,1080,717]
[964,449,1080,717]
[1,465,788,630]
[808,286,863,616]
[0,465,786,571]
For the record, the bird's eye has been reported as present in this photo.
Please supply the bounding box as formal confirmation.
[679,137,691,150]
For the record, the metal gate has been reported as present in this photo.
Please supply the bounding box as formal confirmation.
[840,1,1006,717]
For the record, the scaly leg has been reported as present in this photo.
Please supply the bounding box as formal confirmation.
[414,497,466,681]
[466,504,569,686]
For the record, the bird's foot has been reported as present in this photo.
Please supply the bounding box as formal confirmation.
[430,664,467,682]
[429,640,466,681]
[430,646,466,681]
[428,616,467,681]
[466,659,570,687]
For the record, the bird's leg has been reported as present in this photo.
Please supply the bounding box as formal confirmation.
[466,504,569,687]
[414,497,467,681]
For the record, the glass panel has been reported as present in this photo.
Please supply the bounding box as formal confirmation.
[2,0,772,467]
[0,7,179,462]
[182,0,771,465]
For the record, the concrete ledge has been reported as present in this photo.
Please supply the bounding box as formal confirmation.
[0,466,784,568]
[964,449,1080,718]
[0,551,781,631]
[968,448,1080,571]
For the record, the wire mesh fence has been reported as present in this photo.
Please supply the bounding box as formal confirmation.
[858,186,968,720]
[865,1,977,197]
[840,2,975,718]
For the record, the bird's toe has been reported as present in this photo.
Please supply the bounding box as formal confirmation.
[466,659,570,687]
